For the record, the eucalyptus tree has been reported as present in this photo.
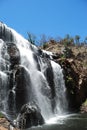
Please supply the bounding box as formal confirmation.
[75,35,80,45]
[27,32,36,45]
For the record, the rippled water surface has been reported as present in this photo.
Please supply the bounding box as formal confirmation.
[27,113,87,130]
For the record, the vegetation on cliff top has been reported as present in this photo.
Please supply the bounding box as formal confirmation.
[28,33,87,70]
[27,33,87,46]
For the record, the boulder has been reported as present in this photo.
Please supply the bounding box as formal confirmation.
[16,102,44,129]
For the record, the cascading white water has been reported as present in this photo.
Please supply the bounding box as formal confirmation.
[9,31,53,119]
[0,39,9,113]
[0,71,8,111]
[12,32,67,119]
[51,61,68,114]
[0,23,68,123]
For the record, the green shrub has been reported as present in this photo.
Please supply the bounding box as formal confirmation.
[43,43,48,49]
[66,76,73,83]
[0,112,4,118]
[82,99,87,106]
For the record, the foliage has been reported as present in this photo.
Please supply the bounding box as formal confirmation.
[84,36,87,44]
[75,35,80,44]
[61,46,74,58]
[27,32,37,45]
[60,34,74,46]
[42,43,49,49]
[39,34,48,46]
[82,99,87,106]
[0,112,4,118]
[27,32,87,47]
[66,76,73,83]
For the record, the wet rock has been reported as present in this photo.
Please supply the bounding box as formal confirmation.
[16,102,44,129]
[0,22,14,42]
[15,66,33,113]
[7,43,20,69]
[5,65,33,116]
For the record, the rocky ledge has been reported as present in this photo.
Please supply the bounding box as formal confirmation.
[56,58,87,112]
[45,42,87,113]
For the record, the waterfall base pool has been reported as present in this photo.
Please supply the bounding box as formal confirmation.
[27,113,87,130]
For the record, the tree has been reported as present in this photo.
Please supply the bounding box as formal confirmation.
[84,36,87,44]
[62,34,74,46]
[75,35,80,44]
[27,32,36,45]
[62,46,74,58]
[65,34,70,40]
[69,37,74,45]
[39,34,48,46]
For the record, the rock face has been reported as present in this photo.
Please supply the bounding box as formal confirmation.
[56,58,87,112]
[44,42,87,113]
[16,102,44,129]
[0,22,67,128]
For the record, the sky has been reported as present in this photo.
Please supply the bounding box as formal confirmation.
[0,0,87,42]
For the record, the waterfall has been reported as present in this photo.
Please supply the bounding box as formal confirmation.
[0,22,68,124]
[51,61,67,114]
